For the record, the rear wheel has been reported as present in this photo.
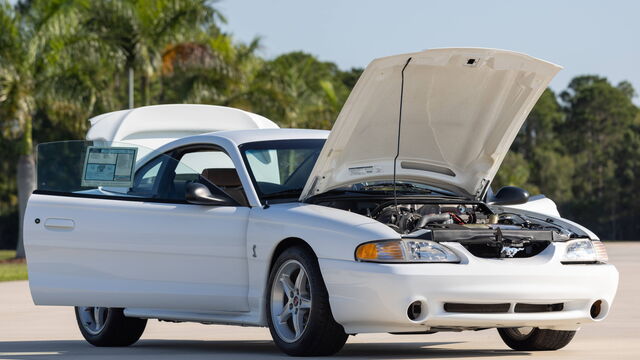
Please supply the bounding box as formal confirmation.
[266,246,348,356]
[498,327,576,351]
[75,307,147,347]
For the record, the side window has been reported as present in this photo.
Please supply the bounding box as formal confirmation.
[129,156,167,197]
[168,148,248,206]
[34,140,250,206]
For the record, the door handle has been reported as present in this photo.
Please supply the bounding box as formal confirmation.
[44,218,75,230]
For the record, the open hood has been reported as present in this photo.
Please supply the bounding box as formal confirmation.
[300,48,561,201]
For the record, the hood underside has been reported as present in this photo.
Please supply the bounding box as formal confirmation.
[301,48,561,201]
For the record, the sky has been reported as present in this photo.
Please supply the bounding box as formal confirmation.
[218,0,639,103]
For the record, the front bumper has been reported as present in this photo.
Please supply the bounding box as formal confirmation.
[319,242,619,334]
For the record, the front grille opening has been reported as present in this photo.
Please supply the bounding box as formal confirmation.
[514,303,564,313]
[462,241,551,259]
[444,302,510,313]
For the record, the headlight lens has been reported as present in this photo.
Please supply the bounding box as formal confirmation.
[356,240,460,263]
[562,239,608,263]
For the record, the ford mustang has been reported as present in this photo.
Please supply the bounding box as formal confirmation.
[24,48,618,356]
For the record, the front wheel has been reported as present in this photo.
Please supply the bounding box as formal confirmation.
[498,327,576,351]
[266,246,348,356]
[75,307,147,347]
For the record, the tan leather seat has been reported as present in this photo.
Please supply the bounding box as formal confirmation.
[200,168,247,206]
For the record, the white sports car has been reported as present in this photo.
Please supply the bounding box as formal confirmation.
[25,48,618,356]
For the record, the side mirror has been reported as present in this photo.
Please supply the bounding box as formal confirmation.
[185,182,236,206]
[490,186,530,206]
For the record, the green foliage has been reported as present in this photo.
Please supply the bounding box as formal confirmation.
[0,250,27,281]
[244,51,353,129]
[492,152,539,195]
[0,262,27,281]
[495,77,639,239]
[0,250,15,261]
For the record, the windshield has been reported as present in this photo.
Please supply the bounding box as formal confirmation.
[240,139,325,201]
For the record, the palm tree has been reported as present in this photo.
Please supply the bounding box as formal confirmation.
[0,0,83,257]
[160,28,263,107]
[82,0,221,108]
[247,52,349,129]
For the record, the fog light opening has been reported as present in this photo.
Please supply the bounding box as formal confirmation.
[590,300,602,319]
[407,300,426,321]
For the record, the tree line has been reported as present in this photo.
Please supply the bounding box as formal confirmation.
[494,78,639,240]
[0,1,638,255]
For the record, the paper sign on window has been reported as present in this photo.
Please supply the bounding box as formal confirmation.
[81,147,138,188]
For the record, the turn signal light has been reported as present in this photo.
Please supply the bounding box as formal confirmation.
[355,241,404,261]
[355,240,460,263]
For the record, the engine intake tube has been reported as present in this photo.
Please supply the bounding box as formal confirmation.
[416,213,452,229]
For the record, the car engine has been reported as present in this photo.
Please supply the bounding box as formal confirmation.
[314,197,572,258]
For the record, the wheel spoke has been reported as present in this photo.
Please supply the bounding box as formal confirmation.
[279,275,294,298]
[93,308,101,328]
[294,268,307,292]
[96,308,107,329]
[277,306,292,324]
[292,309,304,337]
[299,296,311,309]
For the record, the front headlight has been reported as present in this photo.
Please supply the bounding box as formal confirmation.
[355,240,460,263]
[562,239,608,264]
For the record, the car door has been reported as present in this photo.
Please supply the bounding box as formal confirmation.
[25,141,250,313]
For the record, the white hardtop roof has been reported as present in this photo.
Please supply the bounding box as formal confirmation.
[199,128,329,145]
[85,104,279,150]
[154,128,329,154]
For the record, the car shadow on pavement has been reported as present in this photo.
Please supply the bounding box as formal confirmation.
[0,340,529,359]
[337,342,529,358]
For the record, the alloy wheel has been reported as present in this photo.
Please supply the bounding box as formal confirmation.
[77,307,109,335]
[270,259,312,343]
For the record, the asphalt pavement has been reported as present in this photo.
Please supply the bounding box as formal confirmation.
[0,242,638,359]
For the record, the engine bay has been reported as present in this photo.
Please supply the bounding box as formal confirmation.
[372,201,493,234]
[314,196,572,258]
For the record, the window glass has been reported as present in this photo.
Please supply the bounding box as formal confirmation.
[127,156,166,197]
[240,139,325,200]
[36,140,160,196]
[167,149,247,205]
[178,151,234,174]
[35,141,247,206]
[140,161,162,187]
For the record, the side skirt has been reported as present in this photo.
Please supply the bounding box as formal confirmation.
[123,308,264,327]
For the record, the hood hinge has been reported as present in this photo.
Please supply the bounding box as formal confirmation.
[474,178,490,200]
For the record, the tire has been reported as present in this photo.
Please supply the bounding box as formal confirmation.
[75,307,147,347]
[498,327,576,351]
[266,245,348,356]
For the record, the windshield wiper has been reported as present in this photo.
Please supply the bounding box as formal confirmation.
[319,189,380,196]
[361,182,433,194]
[262,189,304,199]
